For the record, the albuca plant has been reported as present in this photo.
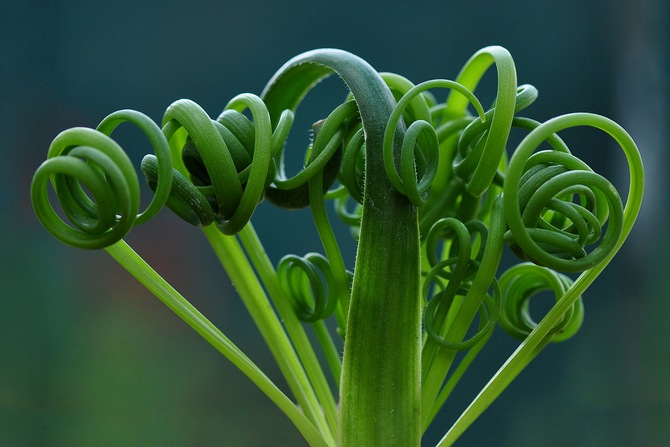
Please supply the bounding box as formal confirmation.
[31,47,644,446]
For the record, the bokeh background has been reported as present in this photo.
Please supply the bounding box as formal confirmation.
[2,0,668,445]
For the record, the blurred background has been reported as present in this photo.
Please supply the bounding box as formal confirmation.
[2,0,668,445]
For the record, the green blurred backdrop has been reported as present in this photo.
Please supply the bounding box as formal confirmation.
[2,0,668,445]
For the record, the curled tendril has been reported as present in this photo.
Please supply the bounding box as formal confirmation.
[383,79,486,207]
[442,45,518,197]
[503,113,630,272]
[422,218,500,350]
[267,100,359,208]
[153,95,292,234]
[30,46,546,251]
[145,93,359,231]
[424,280,500,351]
[31,110,171,249]
[453,83,538,182]
[277,252,344,323]
[498,263,584,342]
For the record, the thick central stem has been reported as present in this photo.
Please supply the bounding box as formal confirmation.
[340,173,421,446]
[262,49,422,446]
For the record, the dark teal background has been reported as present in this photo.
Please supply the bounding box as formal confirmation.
[2,0,668,445]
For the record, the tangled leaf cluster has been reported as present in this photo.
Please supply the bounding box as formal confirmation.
[31,46,643,446]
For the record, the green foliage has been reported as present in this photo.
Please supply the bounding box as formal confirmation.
[31,46,644,446]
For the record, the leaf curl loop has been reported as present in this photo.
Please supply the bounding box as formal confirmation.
[384,79,485,207]
[31,110,171,249]
[422,217,500,350]
[157,95,289,234]
[445,45,518,197]
[498,262,584,342]
[503,113,630,272]
[265,100,359,209]
[277,252,346,323]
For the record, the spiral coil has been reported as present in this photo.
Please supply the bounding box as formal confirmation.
[383,79,485,207]
[31,92,357,247]
[498,262,584,342]
[30,44,530,252]
[31,110,172,249]
[31,48,641,353]
[422,217,500,350]
[502,113,628,273]
[277,252,351,323]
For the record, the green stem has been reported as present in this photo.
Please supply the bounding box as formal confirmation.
[103,240,329,447]
[312,319,342,386]
[308,149,351,336]
[426,323,495,427]
[202,225,336,445]
[234,224,340,437]
[262,49,422,446]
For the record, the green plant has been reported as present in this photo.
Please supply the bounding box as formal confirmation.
[31,46,644,446]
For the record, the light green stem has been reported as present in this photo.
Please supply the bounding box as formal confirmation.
[202,224,336,445]
[235,224,340,437]
[103,239,329,447]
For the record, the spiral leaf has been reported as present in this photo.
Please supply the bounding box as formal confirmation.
[265,100,357,208]
[422,218,499,350]
[503,113,628,272]
[446,46,518,197]
[96,109,174,225]
[277,253,342,323]
[159,96,276,234]
[31,110,170,249]
[454,84,538,181]
[498,262,584,343]
[383,79,485,206]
